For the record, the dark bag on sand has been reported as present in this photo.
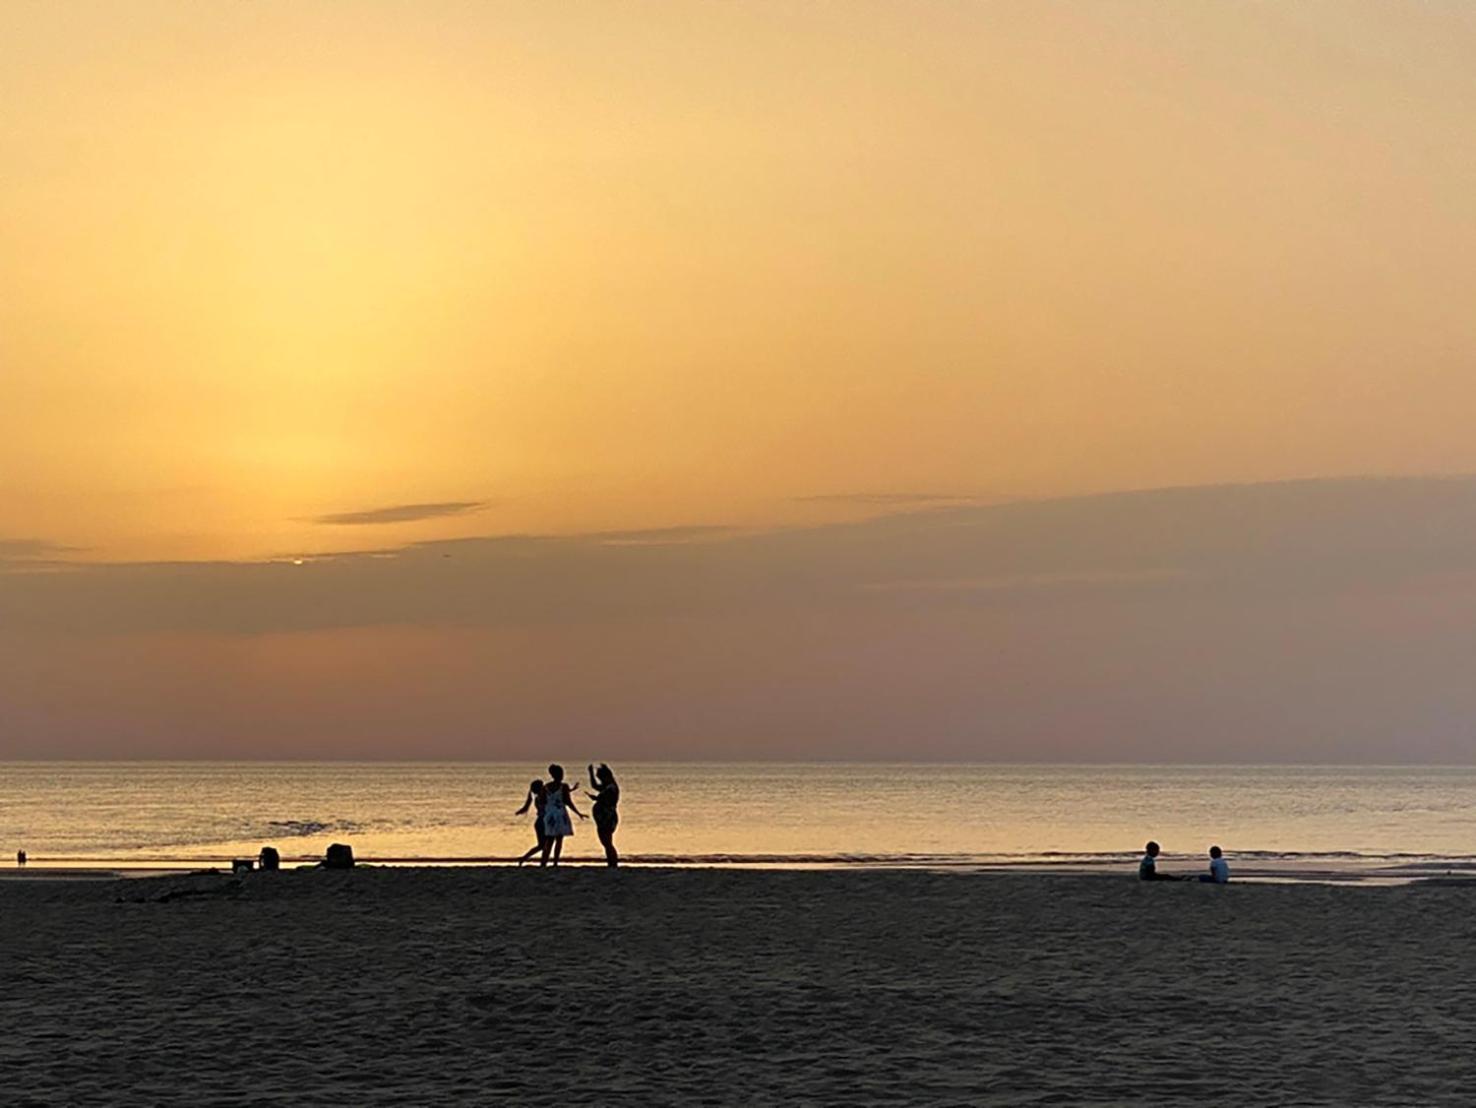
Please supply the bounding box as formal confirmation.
[324,843,354,870]
[258,846,280,872]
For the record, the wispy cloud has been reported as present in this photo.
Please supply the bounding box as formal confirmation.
[10,474,1476,636]
[794,492,990,506]
[860,568,1194,593]
[591,525,737,546]
[310,501,488,526]
[0,538,80,560]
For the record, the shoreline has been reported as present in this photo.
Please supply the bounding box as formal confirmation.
[5,861,1470,891]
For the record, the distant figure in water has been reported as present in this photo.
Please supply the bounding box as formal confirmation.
[1138,841,1188,882]
[540,764,585,867]
[587,763,621,868]
[1199,845,1230,884]
[514,779,548,866]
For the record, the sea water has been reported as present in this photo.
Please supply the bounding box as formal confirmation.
[3,762,1475,879]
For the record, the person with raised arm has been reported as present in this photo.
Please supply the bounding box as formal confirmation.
[587,763,621,868]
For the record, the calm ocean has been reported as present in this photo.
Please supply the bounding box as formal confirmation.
[4,763,1475,879]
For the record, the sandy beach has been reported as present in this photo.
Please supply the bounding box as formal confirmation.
[2,869,1473,1106]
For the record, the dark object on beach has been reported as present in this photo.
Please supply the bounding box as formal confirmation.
[258,846,280,871]
[324,843,355,870]
[16,849,25,866]
[231,858,255,874]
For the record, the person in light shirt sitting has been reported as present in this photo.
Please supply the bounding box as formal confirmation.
[1199,844,1230,884]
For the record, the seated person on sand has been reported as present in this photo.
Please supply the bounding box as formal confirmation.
[1198,845,1229,884]
[1138,840,1188,882]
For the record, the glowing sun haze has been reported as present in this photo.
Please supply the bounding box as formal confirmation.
[3,3,1476,760]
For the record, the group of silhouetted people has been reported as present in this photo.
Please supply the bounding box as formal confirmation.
[515,763,621,868]
[1139,841,1230,883]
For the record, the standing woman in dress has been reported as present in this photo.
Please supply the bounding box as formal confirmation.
[513,779,547,866]
[539,764,584,867]
[587,763,621,868]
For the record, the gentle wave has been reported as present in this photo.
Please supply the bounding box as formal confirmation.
[263,819,363,837]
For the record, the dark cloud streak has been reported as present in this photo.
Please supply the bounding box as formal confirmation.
[794,492,987,506]
[0,537,80,560]
[310,501,487,525]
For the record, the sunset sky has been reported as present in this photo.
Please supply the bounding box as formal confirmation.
[4,3,1476,760]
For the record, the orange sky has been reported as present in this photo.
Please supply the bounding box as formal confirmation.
[4,1,1475,563]
[4,4,1476,760]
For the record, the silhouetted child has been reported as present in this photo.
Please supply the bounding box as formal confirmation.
[1199,845,1230,883]
[1138,840,1188,881]
[514,779,548,866]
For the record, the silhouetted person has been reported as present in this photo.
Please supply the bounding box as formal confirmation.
[1198,844,1230,884]
[1138,841,1188,881]
[539,764,584,867]
[587,762,621,868]
[514,779,548,866]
